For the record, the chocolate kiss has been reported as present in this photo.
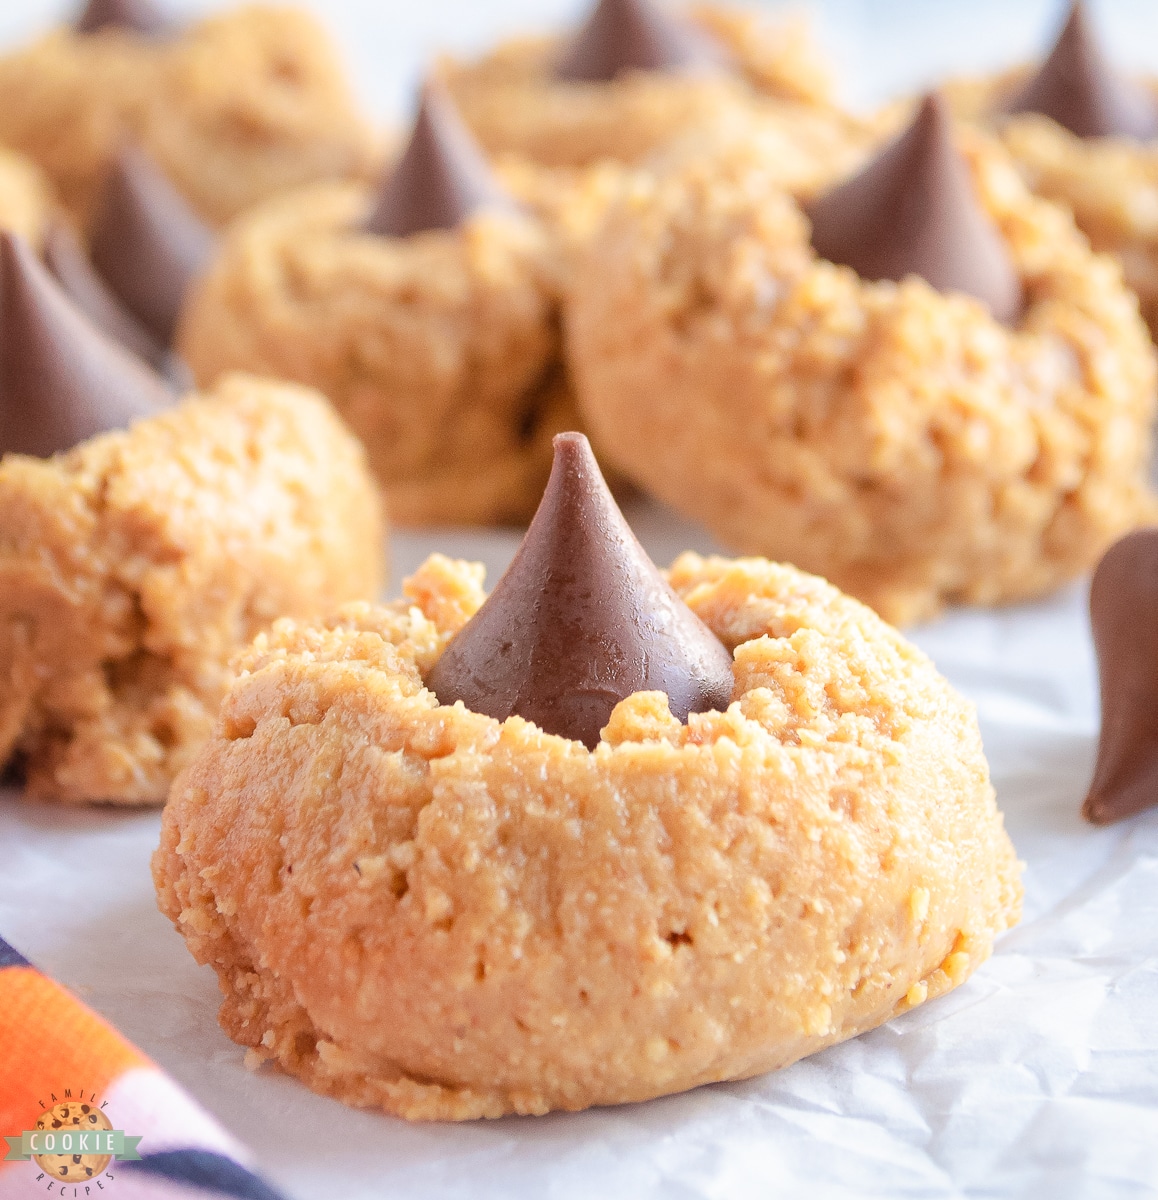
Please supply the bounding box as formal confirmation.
[554,0,728,82]
[89,146,215,348]
[1005,1,1158,141]
[364,84,516,239]
[0,232,171,458]
[806,92,1024,324]
[43,219,168,372]
[1083,530,1158,824]
[75,0,170,36]
[426,432,735,749]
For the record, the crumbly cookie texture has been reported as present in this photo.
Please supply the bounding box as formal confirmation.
[154,553,1021,1121]
[0,374,384,805]
[178,181,578,526]
[945,73,1158,336]
[0,146,54,247]
[567,125,1158,626]
[438,4,832,169]
[0,6,378,230]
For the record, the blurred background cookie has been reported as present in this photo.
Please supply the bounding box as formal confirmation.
[943,1,1158,336]
[437,0,834,168]
[0,0,379,230]
[179,85,581,526]
[568,95,1157,625]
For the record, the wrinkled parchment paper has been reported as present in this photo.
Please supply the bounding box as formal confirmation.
[2,500,1156,1200]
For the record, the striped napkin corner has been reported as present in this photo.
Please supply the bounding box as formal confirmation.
[0,934,289,1200]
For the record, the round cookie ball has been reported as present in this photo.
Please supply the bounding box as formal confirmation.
[566,124,1158,626]
[177,181,578,526]
[0,6,377,230]
[154,552,1021,1121]
[438,4,832,169]
[0,374,385,805]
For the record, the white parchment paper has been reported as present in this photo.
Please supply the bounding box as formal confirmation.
[1,2,1158,1195]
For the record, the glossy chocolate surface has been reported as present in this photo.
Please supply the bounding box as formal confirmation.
[0,232,171,458]
[1084,530,1158,824]
[364,84,516,238]
[426,433,735,748]
[806,92,1023,324]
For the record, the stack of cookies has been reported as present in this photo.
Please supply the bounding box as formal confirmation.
[5,0,1157,1128]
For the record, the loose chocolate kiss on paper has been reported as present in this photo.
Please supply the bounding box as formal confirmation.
[1083,530,1158,824]
[364,84,517,238]
[44,219,168,372]
[75,0,171,37]
[0,232,171,458]
[1004,1,1158,141]
[89,146,215,348]
[806,92,1023,325]
[426,432,735,750]
[554,0,728,82]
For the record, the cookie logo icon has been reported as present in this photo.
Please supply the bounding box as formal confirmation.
[4,1090,142,1187]
[32,1102,113,1182]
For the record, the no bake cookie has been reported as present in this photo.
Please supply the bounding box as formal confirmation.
[0,1,377,230]
[945,2,1158,335]
[154,434,1020,1119]
[179,85,578,526]
[568,93,1157,625]
[438,0,833,169]
[0,232,383,804]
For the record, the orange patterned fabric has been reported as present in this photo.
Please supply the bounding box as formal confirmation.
[0,965,149,1155]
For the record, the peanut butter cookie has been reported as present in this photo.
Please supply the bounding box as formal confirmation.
[179,88,579,526]
[154,548,1020,1119]
[0,374,384,805]
[154,435,1019,1120]
[568,100,1157,625]
[944,2,1158,335]
[438,0,833,169]
[0,4,377,230]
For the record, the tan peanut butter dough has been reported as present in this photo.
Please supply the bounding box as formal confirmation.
[438,4,833,170]
[0,6,378,231]
[566,125,1158,626]
[154,552,1021,1121]
[0,374,384,806]
[178,180,580,526]
[945,75,1158,337]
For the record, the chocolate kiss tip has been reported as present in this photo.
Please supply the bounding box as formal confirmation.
[364,83,516,239]
[89,145,215,349]
[43,219,169,373]
[75,0,170,36]
[425,431,735,749]
[0,232,171,459]
[1005,1,1158,141]
[554,0,728,83]
[806,91,1023,325]
[1083,529,1158,825]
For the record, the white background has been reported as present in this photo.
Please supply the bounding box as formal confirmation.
[1,2,1158,1199]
